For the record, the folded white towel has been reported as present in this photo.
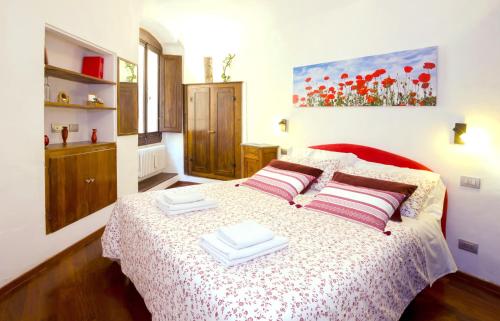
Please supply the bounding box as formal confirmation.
[161,191,204,205]
[216,220,275,249]
[156,197,217,215]
[200,233,288,266]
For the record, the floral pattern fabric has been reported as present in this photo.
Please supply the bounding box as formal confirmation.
[102,180,431,321]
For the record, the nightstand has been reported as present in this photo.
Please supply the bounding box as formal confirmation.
[241,143,279,178]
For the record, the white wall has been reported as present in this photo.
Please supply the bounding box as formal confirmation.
[143,0,500,285]
[0,0,140,287]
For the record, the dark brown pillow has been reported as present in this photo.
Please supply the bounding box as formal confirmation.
[332,172,418,221]
[268,159,324,193]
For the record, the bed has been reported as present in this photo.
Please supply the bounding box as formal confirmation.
[102,144,457,321]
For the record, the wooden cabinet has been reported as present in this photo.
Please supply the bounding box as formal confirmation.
[45,142,117,234]
[241,144,279,178]
[184,82,242,180]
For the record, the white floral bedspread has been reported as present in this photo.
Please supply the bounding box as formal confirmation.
[102,180,432,321]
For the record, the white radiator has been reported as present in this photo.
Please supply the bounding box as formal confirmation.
[138,145,167,179]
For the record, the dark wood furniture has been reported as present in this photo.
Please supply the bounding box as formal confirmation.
[45,142,117,234]
[45,101,116,110]
[241,143,279,178]
[184,82,242,180]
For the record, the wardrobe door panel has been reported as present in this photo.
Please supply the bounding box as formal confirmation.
[187,86,211,175]
[212,86,236,178]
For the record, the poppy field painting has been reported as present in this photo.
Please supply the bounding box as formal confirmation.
[293,46,437,107]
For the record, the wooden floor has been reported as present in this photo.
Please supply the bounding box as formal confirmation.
[1,180,498,320]
[1,233,498,321]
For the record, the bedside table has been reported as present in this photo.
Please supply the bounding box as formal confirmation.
[241,143,279,178]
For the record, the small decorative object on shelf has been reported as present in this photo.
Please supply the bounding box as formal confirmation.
[61,126,69,144]
[44,77,50,101]
[82,56,104,79]
[91,129,97,143]
[86,94,104,107]
[221,53,235,82]
[44,135,49,146]
[204,57,213,83]
[57,91,70,104]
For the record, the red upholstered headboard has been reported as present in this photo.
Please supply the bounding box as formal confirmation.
[309,143,447,237]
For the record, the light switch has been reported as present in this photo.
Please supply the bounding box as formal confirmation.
[69,123,79,132]
[460,176,481,189]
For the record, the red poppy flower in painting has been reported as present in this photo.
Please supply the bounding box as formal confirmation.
[421,83,430,89]
[356,75,362,80]
[300,97,305,101]
[338,92,344,96]
[339,83,344,87]
[373,69,386,78]
[329,87,335,92]
[324,99,331,105]
[341,73,349,79]
[382,76,396,88]
[351,85,357,90]
[418,73,431,83]
[324,76,330,81]
[365,74,373,81]
[423,62,436,69]
[404,66,413,73]
[305,86,312,90]
[327,93,335,99]
[299,103,307,107]
[345,80,353,86]
[366,96,375,104]
[319,85,326,90]
[357,87,368,95]
[356,79,366,87]
[293,95,299,104]
[409,92,417,97]
[412,79,419,85]
[305,77,312,82]
[320,93,327,98]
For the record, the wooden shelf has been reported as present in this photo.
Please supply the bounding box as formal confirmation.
[45,101,116,111]
[45,141,116,152]
[45,64,116,85]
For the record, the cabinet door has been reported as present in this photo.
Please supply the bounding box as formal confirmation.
[87,148,117,214]
[211,85,239,178]
[117,82,138,136]
[243,157,261,178]
[187,86,212,175]
[47,153,90,233]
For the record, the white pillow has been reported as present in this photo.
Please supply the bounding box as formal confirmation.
[288,147,358,165]
[341,160,441,218]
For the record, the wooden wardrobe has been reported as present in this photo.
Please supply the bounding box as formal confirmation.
[184,82,242,180]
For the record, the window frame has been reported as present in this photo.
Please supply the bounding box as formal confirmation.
[138,32,162,146]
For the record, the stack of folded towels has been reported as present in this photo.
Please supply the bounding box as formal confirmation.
[200,220,289,267]
[156,191,217,215]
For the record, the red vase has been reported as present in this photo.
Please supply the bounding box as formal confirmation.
[61,126,68,144]
[91,129,97,143]
[44,135,49,146]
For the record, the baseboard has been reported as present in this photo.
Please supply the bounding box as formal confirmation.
[455,271,500,296]
[0,226,105,299]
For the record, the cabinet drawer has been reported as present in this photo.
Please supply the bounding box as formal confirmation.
[243,146,260,160]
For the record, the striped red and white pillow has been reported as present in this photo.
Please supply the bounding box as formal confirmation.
[241,165,317,202]
[304,181,406,232]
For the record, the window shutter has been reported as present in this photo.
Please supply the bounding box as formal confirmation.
[160,55,183,132]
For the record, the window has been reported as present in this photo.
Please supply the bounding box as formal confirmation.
[138,30,162,145]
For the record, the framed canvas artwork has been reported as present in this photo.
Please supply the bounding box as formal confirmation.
[293,46,437,107]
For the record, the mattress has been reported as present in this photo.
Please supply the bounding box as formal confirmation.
[102,179,456,321]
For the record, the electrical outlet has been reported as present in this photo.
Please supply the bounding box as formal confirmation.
[460,176,481,189]
[280,148,288,155]
[51,123,65,133]
[458,239,479,254]
[69,123,79,132]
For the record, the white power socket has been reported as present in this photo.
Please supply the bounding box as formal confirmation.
[51,123,79,133]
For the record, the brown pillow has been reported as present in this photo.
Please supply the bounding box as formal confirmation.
[332,172,418,221]
[268,159,324,193]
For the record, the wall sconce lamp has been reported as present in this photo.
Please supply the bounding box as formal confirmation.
[453,123,467,144]
[279,119,288,132]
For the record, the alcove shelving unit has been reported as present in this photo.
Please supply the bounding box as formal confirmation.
[44,25,117,234]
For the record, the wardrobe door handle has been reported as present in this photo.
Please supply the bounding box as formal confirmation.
[208,130,216,134]
[85,179,91,184]
[90,178,95,183]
